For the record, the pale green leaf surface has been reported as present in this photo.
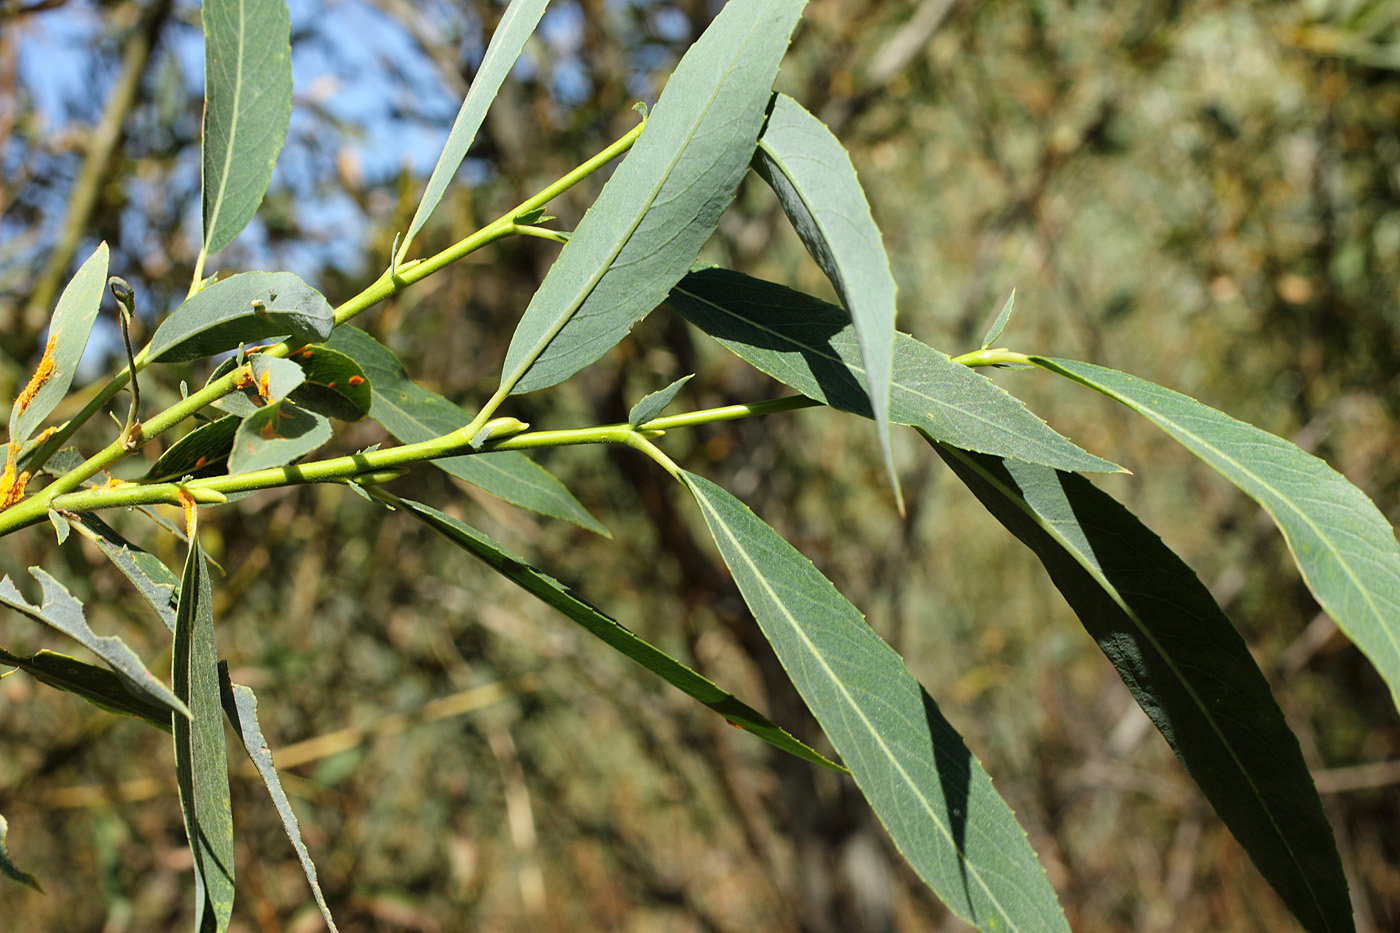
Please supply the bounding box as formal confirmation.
[935,443,1353,933]
[146,272,333,363]
[980,290,1015,350]
[0,645,175,731]
[668,269,1119,474]
[47,509,69,544]
[172,538,235,931]
[500,0,805,395]
[228,400,332,474]
[678,470,1068,932]
[753,93,899,500]
[68,513,180,633]
[219,667,338,932]
[0,814,42,893]
[1035,356,1400,714]
[10,243,108,444]
[327,326,606,534]
[400,0,550,261]
[388,494,843,771]
[201,0,292,254]
[628,374,694,427]
[0,568,188,719]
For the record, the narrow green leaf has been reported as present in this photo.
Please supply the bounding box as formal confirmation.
[628,374,694,427]
[172,536,235,931]
[145,272,333,364]
[327,326,607,535]
[218,665,339,932]
[144,415,241,483]
[0,568,189,720]
[385,494,841,771]
[1034,356,1400,715]
[200,0,292,255]
[285,345,371,422]
[500,0,805,395]
[228,400,332,474]
[934,443,1354,933]
[67,513,179,633]
[0,644,175,731]
[677,470,1068,932]
[9,243,108,444]
[46,509,70,544]
[980,290,1015,350]
[668,269,1120,474]
[0,814,42,893]
[753,93,900,503]
[398,0,550,264]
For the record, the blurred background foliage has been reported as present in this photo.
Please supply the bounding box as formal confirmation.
[2,0,1399,930]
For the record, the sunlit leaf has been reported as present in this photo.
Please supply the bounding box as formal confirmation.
[228,400,332,474]
[0,644,175,731]
[980,290,1015,350]
[628,374,693,427]
[145,272,333,364]
[0,814,42,893]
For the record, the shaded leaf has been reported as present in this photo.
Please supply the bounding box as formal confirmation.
[628,374,694,427]
[0,644,175,731]
[145,272,333,364]
[0,814,42,893]
[935,443,1353,933]
[678,470,1068,931]
[753,93,900,501]
[67,513,179,633]
[218,665,338,931]
[980,290,1015,350]
[500,0,804,395]
[387,494,842,771]
[228,400,332,474]
[327,326,607,535]
[1034,356,1400,715]
[0,568,188,720]
[398,0,550,263]
[668,269,1119,474]
[10,243,109,444]
[285,345,371,421]
[172,536,235,931]
[144,415,240,483]
[201,0,292,255]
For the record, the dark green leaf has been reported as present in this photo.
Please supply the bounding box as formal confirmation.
[0,568,188,720]
[934,443,1353,933]
[219,666,338,931]
[500,0,804,395]
[980,290,1015,350]
[228,400,332,474]
[172,536,235,931]
[628,374,694,427]
[143,415,240,483]
[0,644,175,731]
[145,272,333,364]
[678,470,1069,931]
[327,326,607,535]
[67,513,180,633]
[668,269,1120,474]
[286,345,371,421]
[201,0,292,255]
[0,814,42,893]
[387,494,842,771]
[1034,356,1400,715]
[10,243,108,444]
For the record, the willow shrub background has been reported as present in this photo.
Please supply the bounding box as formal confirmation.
[1,1,1397,930]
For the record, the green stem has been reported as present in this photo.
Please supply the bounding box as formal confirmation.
[950,347,1035,368]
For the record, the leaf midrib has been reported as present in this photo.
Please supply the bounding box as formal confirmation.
[204,0,249,247]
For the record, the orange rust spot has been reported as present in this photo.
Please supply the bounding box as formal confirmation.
[194,456,207,469]
[299,349,315,359]
[233,367,256,390]
[347,375,365,387]
[726,720,742,729]
[14,330,59,417]
[259,420,279,440]
[99,475,124,491]
[325,381,336,389]
[257,370,272,401]
[176,488,197,538]
[0,441,28,509]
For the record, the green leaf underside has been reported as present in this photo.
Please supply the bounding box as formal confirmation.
[678,470,1069,932]
[980,290,1015,350]
[10,243,109,445]
[0,814,42,893]
[389,495,842,772]
[229,400,332,474]
[219,668,339,931]
[200,0,292,255]
[326,326,606,535]
[668,269,1119,474]
[0,568,188,719]
[144,414,241,483]
[1035,357,1400,715]
[400,0,550,259]
[286,345,371,421]
[499,0,805,395]
[628,374,694,427]
[68,513,180,633]
[934,444,1353,933]
[145,272,333,364]
[753,93,899,500]
[0,645,175,731]
[172,538,235,931]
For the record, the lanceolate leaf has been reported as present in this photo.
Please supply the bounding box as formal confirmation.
[219,666,339,932]
[678,470,1069,932]
[327,326,606,535]
[398,0,550,264]
[9,243,108,445]
[628,374,694,427]
[0,645,175,731]
[499,0,805,395]
[228,400,332,474]
[668,269,1120,474]
[145,272,334,364]
[980,290,1015,350]
[143,415,241,483]
[1034,356,1400,715]
[753,93,900,501]
[0,813,42,893]
[934,443,1353,933]
[285,345,371,421]
[387,494,843,772]
[200,0,292,255]
[0,568,189,720]
[172,536,235,932]
[68,513,180,633]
